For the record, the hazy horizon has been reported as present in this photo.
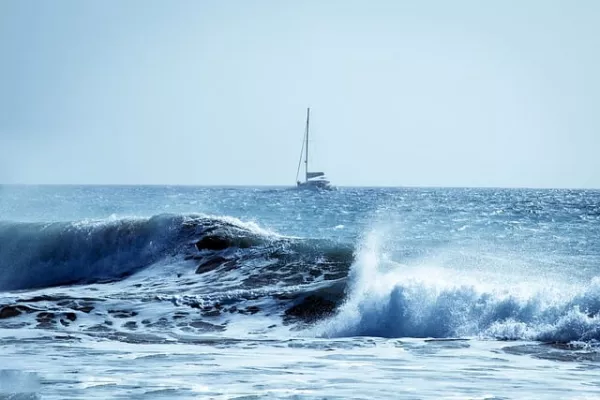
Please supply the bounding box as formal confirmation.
[2,1,599,188]
[2,183,600,191]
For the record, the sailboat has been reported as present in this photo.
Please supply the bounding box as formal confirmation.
[295,108,333,190]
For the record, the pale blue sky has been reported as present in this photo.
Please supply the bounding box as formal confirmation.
[1,0,599,187]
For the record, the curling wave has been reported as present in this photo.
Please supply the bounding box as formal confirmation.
[0,214,354,292]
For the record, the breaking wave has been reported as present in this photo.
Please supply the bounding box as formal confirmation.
[318,232,600,343]
[1,213,599,344]
[0,215,182,290]
[0,214,353,292]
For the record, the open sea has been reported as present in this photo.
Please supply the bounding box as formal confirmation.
[0,185,599,399]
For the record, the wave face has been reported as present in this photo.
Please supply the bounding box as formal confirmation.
[0,215,188,291]
[0,213,354,293]
[318,232,600,343]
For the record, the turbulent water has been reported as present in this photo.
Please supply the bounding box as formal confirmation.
[1,185,599,399]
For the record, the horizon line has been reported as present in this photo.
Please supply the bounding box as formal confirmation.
[1,183,599,191]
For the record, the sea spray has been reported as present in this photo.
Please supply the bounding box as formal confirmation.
[319,231,600,342]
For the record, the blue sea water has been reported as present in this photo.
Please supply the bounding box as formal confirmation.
[0,185,599,399]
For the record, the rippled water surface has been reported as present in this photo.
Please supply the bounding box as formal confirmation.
[1,185,599,399]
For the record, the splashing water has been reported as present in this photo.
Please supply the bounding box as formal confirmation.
[319,230,600,343]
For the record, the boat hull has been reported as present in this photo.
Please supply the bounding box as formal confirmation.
[296,180,334,190]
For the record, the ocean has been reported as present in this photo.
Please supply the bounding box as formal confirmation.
[0,185,599,399]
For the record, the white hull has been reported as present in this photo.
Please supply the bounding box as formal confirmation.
[296,180,333,190]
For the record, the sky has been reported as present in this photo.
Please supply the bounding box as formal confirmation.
[1,0,599,187]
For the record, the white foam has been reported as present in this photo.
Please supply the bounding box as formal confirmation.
[318,230,600,342]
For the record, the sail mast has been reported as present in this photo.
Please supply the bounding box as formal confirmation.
[305,107,310,182]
